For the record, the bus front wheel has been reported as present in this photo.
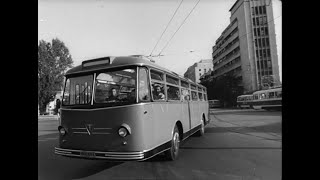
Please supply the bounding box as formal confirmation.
[165,125,180,161]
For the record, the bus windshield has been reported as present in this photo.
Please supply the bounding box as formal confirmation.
[94,67,136,104]
[62,75,94,105]
[62,67,137,106]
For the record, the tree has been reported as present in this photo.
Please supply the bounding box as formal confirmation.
[38,38,73,114]
[200,72,243,107]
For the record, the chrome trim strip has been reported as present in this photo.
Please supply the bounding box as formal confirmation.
[55,147,143,154]
[137,148,170,162]
[72,132,88,134]
[92,132,110,134]
[72,132,110,135]
[54,147,145,160]
[62,103,149,111]
[91,72,96,105]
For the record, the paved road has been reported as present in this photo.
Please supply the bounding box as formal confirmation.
[38,110,281,180]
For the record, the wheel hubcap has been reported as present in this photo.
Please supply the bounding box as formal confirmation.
[173,132,180,153]
[201,119,204,133]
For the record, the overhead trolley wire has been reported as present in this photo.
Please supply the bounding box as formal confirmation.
[149,0,185,57]
[157,0,201,56]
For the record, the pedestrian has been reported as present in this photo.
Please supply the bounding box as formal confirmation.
[55,99,61,115]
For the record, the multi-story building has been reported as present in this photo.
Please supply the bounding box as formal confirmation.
[184,59,213,83]
[211,0,280,93]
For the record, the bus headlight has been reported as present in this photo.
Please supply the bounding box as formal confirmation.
[118,123,131,137]
[118,127,128,137]
[58,126,67,136]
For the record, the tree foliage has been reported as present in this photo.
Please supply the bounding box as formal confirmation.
[38,38,73,113]
[200,73,243,107]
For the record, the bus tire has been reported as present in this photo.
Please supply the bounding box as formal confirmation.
[165,125,180,161]
[196,116,205,136]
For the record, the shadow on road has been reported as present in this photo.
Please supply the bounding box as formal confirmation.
[205,122,282,134]
[38,134,123,180]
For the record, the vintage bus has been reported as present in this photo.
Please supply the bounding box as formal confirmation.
[55,56,210,161]
[236,94,253,109]
[252,87,282,110]
[208,99,222,108]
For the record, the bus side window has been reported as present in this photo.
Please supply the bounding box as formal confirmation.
[152,83,165,100]
[167,85,180,101]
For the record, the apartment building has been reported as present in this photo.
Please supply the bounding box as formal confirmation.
[184,59,213,83]
[211,0,280,93]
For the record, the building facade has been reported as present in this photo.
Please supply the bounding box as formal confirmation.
[184,59,213,83]
[211,0,280,93]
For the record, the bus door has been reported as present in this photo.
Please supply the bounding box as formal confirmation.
[189,90,200,129]
[181,88,192,130]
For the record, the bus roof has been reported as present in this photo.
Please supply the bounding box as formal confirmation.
[253,87,282,95]
[237,94,253,98]
[65,56,206,89]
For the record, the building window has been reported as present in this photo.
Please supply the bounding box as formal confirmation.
[265,27,269,35]
[258,38,262,47]
[262,38,266,47]
[255,39,258,47]
[267,60,272,69]
[259,6,263,15]
[254,28,257,36]
[199,69,201,71]
[261,28,265,36]
[266,37,270,47]
[255,7,259,15]
[267,49,271,57]
[253,18,256,26]
[257,28,260,36]
[259,17,263,25]
[252,7,255,15]
[263,49,267,58]
[263,16,267,25]
[263,6,266,14]
[256,17,259,26]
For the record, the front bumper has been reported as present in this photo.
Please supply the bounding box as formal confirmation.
[54,147,145,161]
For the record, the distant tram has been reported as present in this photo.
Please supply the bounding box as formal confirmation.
[236,94,253,109]
[252,87,282,110]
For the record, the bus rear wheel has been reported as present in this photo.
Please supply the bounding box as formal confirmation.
[165,125,180,161]
[196,117,205,136]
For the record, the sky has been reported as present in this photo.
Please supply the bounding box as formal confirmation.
[38,0,282,81]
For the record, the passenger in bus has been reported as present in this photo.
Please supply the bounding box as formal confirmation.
[153,84,165,100]
[108,88,120,101]
[128,88,136,102]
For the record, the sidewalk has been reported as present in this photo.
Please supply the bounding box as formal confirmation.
[210,108,264,114]
[38,115,59,121]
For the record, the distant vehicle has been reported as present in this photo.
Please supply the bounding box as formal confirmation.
[252,87,282,111]
[208,99,221,108]
[55,56,210,161]
[236,94,253,109]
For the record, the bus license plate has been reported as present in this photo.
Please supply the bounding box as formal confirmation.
[80,151,96,158]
